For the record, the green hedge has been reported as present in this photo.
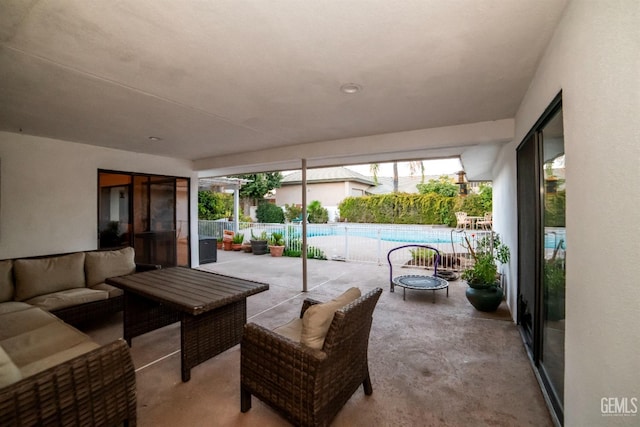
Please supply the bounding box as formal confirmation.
[338,193,492,226]
[544,191,565,227]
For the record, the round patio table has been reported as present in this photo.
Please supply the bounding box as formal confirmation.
[392,274,449,302]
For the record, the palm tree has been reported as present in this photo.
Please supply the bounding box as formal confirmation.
[370,161,425,192]
[369,163,380,185]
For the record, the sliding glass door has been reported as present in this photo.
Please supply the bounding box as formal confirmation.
[98,170,190,267]
[541,109,565,409]
[516,93,565,424]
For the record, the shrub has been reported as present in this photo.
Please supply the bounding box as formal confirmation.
[410,248,435,264]
[284,204,302,222]
[256,202,285,223]
[307,200,329,223]
[417,175,458,197]
[198,191,233,220]
[283,245,327,260]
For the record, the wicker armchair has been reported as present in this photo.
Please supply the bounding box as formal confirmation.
[241,287,383,427]
[0,339,136,426]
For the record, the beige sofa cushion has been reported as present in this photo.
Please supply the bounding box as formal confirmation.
[85,247,136,287]
[0,306,60,341]
[0,344,23,388]
[300,287,361,350]
[0,260,14,303]
[0,307,99,380]
[14,253,86,301]
[25,288,108,311]
[90,283,124,298]
[0,301,33,315]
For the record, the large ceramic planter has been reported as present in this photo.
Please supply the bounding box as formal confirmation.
[465,281,504,312]
[269,245,285,257]
[250,240,268,255]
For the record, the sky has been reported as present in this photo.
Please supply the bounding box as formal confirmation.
[345,158,462,177]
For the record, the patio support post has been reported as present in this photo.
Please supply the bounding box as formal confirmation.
[233,185,240,234]
[302,159,308,292]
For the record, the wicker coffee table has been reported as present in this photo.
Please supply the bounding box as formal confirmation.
[107,267,269,381]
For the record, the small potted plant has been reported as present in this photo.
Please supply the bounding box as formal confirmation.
[232,233,244,251]
[461,233,510,312]
[222,230,234,251]
[268,232,285,257]
[216,236,223,250]
[250,230,269,255]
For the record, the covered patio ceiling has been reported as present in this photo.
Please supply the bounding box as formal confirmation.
[0,1,567,180]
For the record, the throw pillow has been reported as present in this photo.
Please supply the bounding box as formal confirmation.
[301,287,361,350]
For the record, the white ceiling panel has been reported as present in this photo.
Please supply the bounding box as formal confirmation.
[0,0,568,177]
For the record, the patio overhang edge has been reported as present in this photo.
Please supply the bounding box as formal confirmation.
[194,119,514,178]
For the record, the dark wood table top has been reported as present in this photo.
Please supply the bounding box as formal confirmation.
[106,267,269,315]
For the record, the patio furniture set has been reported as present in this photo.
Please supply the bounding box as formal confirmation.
[1,245,385,426]
[455,211,493,230]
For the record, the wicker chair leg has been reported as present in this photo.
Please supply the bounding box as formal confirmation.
[363,373,373,395]
[241,386,252,412]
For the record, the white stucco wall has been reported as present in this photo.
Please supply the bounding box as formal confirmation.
[492,1,639,424]
[0,132,199,263]
[278,181,372,207]
[277,181,348,207]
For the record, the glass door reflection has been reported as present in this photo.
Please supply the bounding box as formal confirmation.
[541,110,565,408]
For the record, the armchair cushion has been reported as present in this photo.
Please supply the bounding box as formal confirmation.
[273,318,303,342]
[300,287,361,350]
[85,247,136,287]
[14,253,86,301]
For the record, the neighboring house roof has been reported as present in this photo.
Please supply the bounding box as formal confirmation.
[281,168,461,195]
[367,174,457,194]
[281,167,375,186]
[198,177,250,192]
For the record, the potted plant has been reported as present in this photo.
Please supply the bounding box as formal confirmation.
[232,233,244,251]
[216,236,223,250]
[241,238,252,253]
[222,230,234,251]
[461,233,510,312]
[250,230,269,255]
[268,232,285,257]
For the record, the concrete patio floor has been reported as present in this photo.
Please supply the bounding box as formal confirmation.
[84,250,553,427]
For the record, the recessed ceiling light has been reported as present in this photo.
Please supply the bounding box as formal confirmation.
[148,136,162,141]
[340,83,362,94]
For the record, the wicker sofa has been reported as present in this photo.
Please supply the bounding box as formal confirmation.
[0,247,150,426]
[241,287,383,427]
[0,247,157,327]
[0,313,136,426]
